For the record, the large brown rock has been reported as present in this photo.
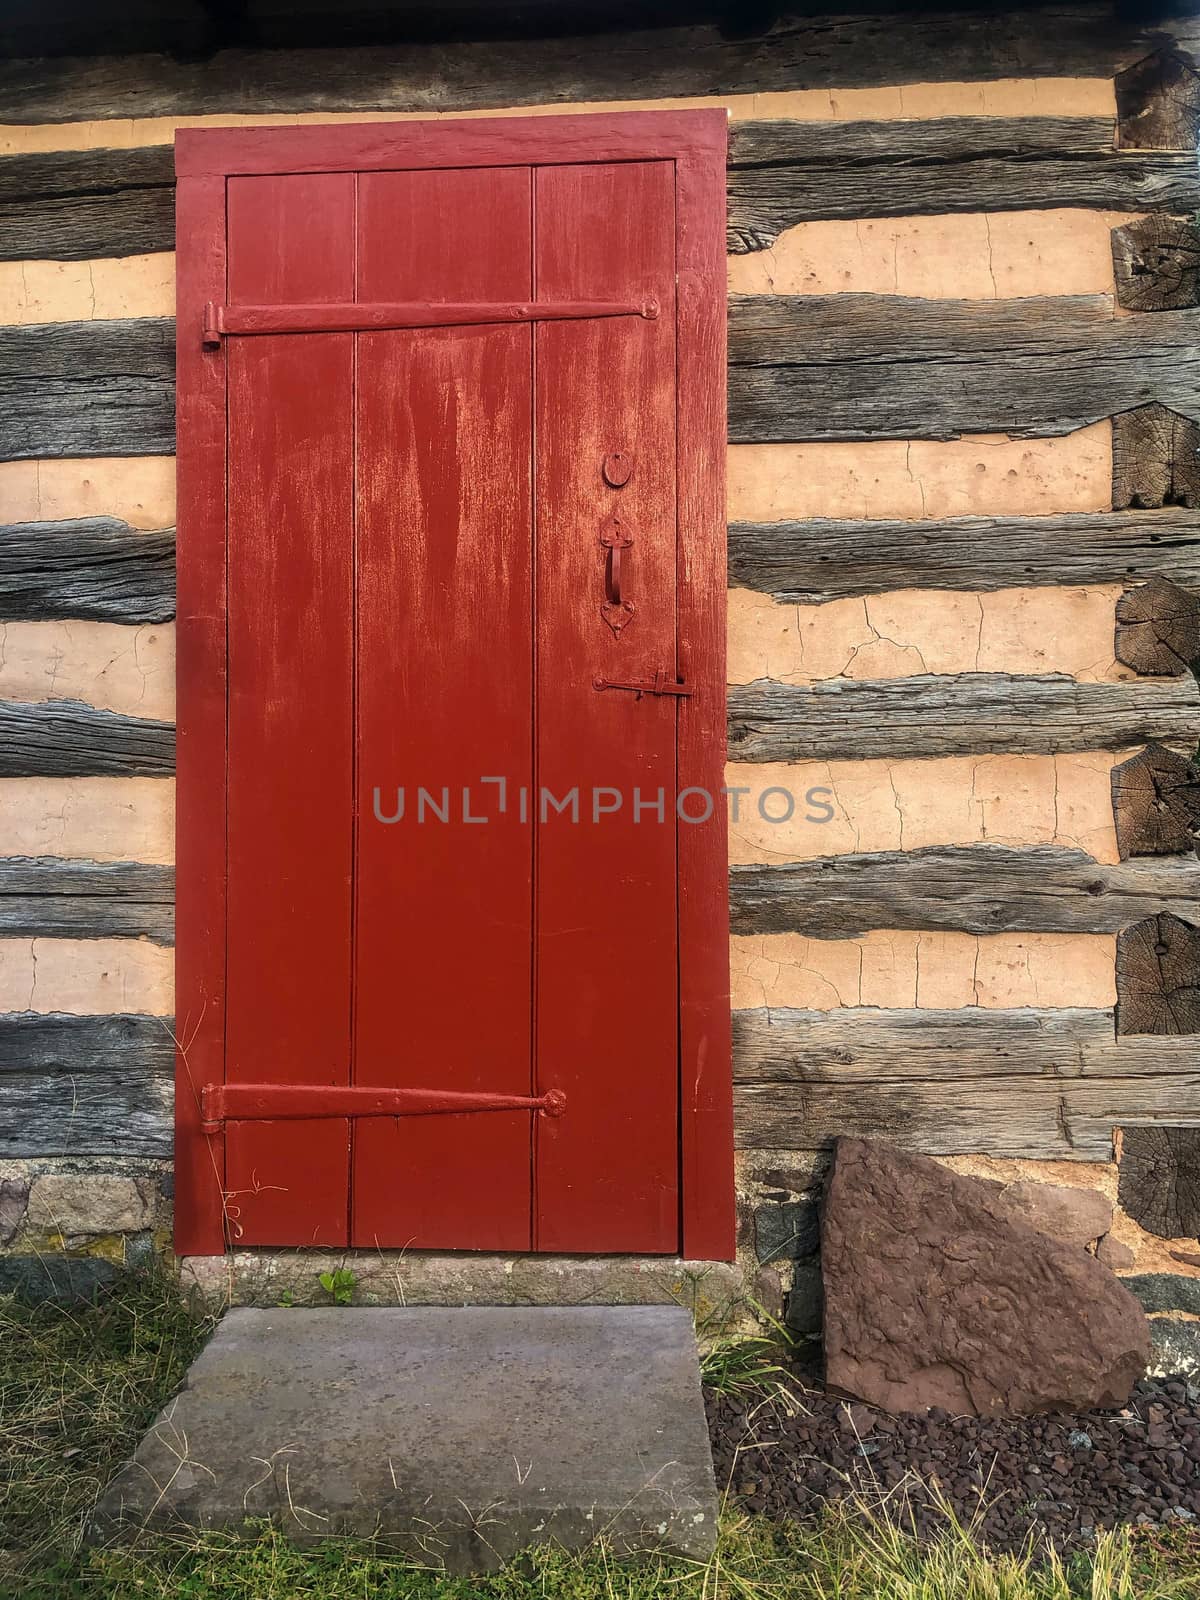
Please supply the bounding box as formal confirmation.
[822,1138,1150,1416]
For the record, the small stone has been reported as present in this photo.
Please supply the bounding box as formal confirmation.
[754,1198,820,1264]
[0,1254,119,1305]
[1067,1430,1093,1450]
[27,1174,153,1237]
[1097,1235,1136,1271]
[997,1181,1114,1249]
[784,1257,823,1338]
[0,1178,29,1246]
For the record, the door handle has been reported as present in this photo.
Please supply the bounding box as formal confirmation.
[600,511,635,635]
[604,540,624,607]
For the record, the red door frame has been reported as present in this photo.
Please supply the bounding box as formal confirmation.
[173,110,733,1259]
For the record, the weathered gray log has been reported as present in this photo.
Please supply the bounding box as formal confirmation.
[1115,575,1200,675]
[0,518,175,622]
[1112,216,1200,312]
[1112,743,1200,859]
[728,508,1200,602]
[0,147,176,264]
[0,1012,172,1157]
[726,294,1200,442]
[1113,404,1200,510]
[15,294,1200,459]
[732,1005,1200,1083]
[727,118,1200,250]
[733,1076,1200,1160]
[727,674,1200,762]
[729,846,1200,939]
[732,1006,1200,1158]
[0,700,175,777]
[1116,911,1200,1034]
[0,319,174,462]
[3,9,1195,123]
[1116,47,1200,152]
[735,1077,1200,1164]
[8,114,1200,266]
[0,858,174,944]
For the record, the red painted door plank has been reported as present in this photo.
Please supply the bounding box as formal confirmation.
[675,147,734,1260]
[533,162,680,1253]
[223,174,356,1247]
[352,167,536,1250]
[172,172,228,1256]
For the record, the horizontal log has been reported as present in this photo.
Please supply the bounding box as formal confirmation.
[0,147,176,264]
[16,675,1197,776]
[733,1072,1200,1160]
[726,293,1200,442]
[728,508,1200,602]
[0,1012,172,1157]
[8,998,1199,1162]
[732,1006,1200,1158]
[0,518,175,622]
[729,845,1200,939]
[13,291,1200,458]
[0,858,174,944]
[2,9,1193,123]
[14,841,1199,951]
[732,1005,1200,1084]
[727,674,1200,761]
[8,112,1200,269]
[3,0,746,59]
[727,117,1200,249]
[0,699,175,777]
[0,319,174,461]
[729,509,1200,603]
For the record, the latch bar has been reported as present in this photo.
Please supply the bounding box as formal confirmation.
[202,297,658,347]
[593,669,692,699]
[200,1082,565,1132]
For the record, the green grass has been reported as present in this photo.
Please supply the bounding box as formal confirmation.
[0,1264,212,1581]
[697,1308,793,1400]
[3,1270,1200,1600]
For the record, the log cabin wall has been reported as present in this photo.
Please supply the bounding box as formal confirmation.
[2,2,1200,1325]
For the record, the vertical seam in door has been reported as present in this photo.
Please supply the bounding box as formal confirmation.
[220,173,232,1251]
[671,161,686,1254]
[529,164,540,1253]
[347,169,360,1248]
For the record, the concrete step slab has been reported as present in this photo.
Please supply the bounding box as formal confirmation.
[93,1304,719,1570]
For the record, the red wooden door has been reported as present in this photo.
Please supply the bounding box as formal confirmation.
[174,114,733,1261]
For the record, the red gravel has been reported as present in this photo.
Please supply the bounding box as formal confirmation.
[706,1374,1200,1554]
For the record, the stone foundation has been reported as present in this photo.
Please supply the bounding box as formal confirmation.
[0,1157,173,1296]
[5,1146,1199,1379]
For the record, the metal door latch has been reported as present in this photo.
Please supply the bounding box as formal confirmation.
[592,669,692,699]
